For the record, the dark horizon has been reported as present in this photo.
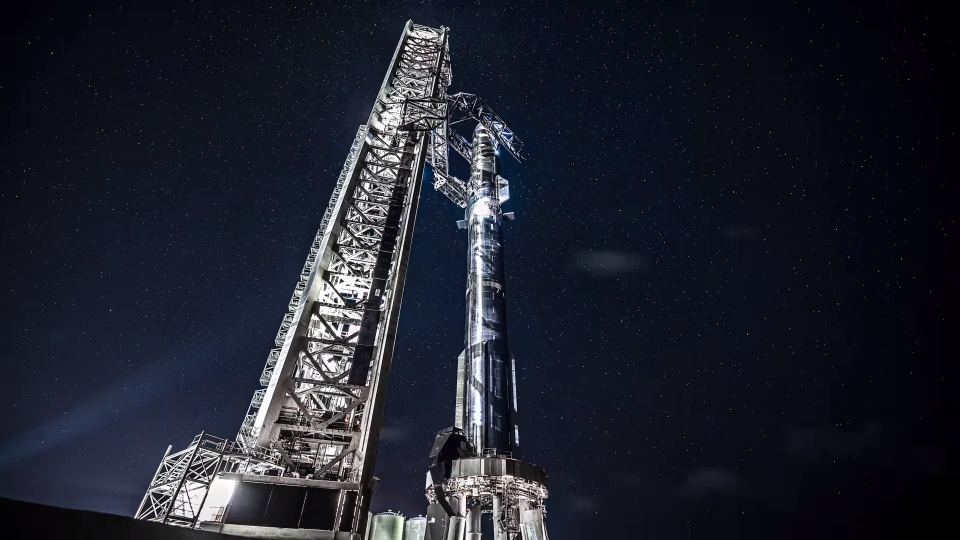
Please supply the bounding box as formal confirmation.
[1,1,948,538]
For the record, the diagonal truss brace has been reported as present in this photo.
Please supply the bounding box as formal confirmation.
[447,92,525,162]
[400,97,447,132]
[447,127,473,162]
[424,87,525,208]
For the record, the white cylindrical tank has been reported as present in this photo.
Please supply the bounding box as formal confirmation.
[367,511,405,540]
[403,516,427,540]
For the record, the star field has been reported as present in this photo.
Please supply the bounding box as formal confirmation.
[0,1,948,539]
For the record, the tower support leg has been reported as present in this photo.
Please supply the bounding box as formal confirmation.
[464,504,483,540]
[519,508,549,540]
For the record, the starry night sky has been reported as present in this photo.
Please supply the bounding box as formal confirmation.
[1,1,949,538]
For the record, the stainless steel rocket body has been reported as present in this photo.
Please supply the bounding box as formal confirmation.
[460,125,518,457]
[422,94,549,540]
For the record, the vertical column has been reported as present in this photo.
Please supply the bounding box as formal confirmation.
[462,125,516,456]
[464,504,483,540]
[492,493,509,540]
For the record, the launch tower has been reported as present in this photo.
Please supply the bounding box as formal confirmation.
[132,21,548,540]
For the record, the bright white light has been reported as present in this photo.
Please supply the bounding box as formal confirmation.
[198,478,237,523]
[471,202,494,218]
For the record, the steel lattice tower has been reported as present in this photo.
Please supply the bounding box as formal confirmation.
[133,21,547,540]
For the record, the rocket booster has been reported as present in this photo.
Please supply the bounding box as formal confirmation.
[457,124,519,457]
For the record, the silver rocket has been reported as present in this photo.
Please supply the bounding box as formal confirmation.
[419,100,549,540]
[455,125,519,457]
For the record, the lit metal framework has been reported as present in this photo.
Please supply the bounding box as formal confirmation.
[244,23,452,487]
[133,20,545,540]
[134,433,282,527]
[136,21,448,538]
[423,92,525,210]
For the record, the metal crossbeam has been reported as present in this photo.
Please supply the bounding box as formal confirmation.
[448,126,474,162]
[448,92,525,162]
[134,433,281,527]
[219,29,450,528]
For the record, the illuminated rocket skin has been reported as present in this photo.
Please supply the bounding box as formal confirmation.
[459,124,518,457]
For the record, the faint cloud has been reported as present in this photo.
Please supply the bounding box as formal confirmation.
[0,307,268,471]
[46,326,66,345]
[909,446,945,475]
[0,358,201,470]
[566,495,599,514]
[680,467,740,499]
[380,423,411,444]
[783,422,882,463]
[608,470,642,489]
[569,249,649,278]
[720,225,761,240]
[549,473,599,515]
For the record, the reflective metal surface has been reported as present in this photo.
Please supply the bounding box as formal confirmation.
[460,125,519,457]
[368,512,405,540]
[134,22,452,539]
[403,516,427,540]
[416,50,552,540]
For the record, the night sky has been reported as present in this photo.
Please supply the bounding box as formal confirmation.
[1,1,949,538]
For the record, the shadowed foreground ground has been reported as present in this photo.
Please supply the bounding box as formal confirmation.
[0,497,242,540]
